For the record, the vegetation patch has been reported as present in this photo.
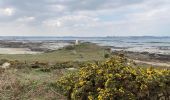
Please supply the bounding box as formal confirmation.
[0,43,110,62]
[56,56,170,100]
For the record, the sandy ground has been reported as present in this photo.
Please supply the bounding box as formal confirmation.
[0,48,41,54]
[134,60,170,67]
[0,41,71,54]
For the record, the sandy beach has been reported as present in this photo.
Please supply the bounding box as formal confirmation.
[0,48,41,54]
[0,40,71,54]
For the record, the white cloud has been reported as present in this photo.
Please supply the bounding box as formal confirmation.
[17,16,35,22]
[50,4,66,12]
[43,20,61,27]
[129,8,170,22]
[43,15,99,28]
[0,0,170,36]
[0,8,15,16]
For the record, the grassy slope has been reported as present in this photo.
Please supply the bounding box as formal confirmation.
[1,43,169,99]
[0,43,109,63]
[0,43,110,100]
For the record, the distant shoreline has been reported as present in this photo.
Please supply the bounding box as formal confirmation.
[0,36,170,38]
[0,39,170,67]
[0,40,73,54]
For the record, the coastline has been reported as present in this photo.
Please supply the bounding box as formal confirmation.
[111,50,170,67]
[0,40,72,54]
[0,39,169,100]
[0,40,169,67]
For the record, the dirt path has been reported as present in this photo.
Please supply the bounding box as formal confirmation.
[134,60,170,67]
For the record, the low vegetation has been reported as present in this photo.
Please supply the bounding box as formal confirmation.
[56,56,170,100]
[0,43,111,63]
[0,43,169,100]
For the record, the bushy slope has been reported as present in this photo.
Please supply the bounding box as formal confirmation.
[56,56,170,100]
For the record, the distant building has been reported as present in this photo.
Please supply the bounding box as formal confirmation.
[75,40,79,45]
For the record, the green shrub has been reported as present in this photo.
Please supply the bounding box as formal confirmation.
[10,60,30,69]
[0,59,9,65]
[52,62,74,69]
[39,68,51,72]
[65,45,75,50]
[52,61,86,69]
[56,56,170,100]
[104,53,110,58]
[31,61,48,69]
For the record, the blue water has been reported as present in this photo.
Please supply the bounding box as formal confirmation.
[0,36,170,55]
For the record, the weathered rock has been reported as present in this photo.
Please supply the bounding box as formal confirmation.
[0,62,11,69]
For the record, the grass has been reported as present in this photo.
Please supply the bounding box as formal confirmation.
[0,42,111,100]
[3,43,168,99]
[0,65,68,99]
[0,42,110,63]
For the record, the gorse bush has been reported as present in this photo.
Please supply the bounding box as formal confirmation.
[104,53,110,58]
[56,56,170,100]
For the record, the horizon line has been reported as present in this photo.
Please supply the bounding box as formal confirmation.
[0,35,170,37]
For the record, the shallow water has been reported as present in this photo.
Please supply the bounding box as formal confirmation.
[85,37,170,55]
[0,36,170,55]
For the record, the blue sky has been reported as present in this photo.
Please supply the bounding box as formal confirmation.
[0,0,170,36]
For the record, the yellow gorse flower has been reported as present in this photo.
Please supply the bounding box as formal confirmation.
[56,56,170,100]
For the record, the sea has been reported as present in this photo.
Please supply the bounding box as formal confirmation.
[0,36,170,55]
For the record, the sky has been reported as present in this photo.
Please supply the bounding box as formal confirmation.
[0,0,170,36]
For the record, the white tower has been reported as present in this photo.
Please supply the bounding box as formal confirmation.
[75,40,79,45]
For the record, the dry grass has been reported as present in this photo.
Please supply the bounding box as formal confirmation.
[0,43,111,99]
[0,69,66,100]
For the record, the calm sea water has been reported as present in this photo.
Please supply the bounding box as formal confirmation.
[0,36,170,55]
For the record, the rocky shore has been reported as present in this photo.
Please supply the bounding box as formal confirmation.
[0,40,169,67]
[112,50,170,67]
[112,50,170,62]
[0,40,72,54]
